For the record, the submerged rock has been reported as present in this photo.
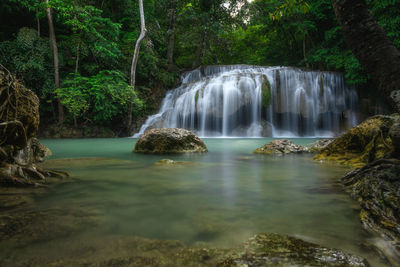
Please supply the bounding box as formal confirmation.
[314,115,399,167]
[133,128,208,154]
[0,229,369,266]
[218,233,369,267]
[341,159,400,265]
[253,139,309,154]
[155,159,192,166]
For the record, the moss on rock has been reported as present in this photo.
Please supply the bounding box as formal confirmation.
[341,159,400,265]
[262,76,272,108]
[314,115,399,167]
[218,233,368,267]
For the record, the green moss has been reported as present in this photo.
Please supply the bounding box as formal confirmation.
[319,75,324,97]
[261,76,272,108]
[195,90,200,103]
[314,115,398,168]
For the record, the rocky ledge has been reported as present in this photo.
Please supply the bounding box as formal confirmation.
[314,115,399,168]
[341,159,400,265]
[253,139,309,154]
[133,128,208,154]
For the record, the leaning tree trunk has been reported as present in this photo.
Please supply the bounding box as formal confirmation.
[332,0,400,113]
[127,0,147,131]
[45,0,64,124]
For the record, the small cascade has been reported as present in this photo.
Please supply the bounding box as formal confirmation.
[134,65,358,137]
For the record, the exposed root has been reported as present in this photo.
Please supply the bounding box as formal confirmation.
[38,169,69,178]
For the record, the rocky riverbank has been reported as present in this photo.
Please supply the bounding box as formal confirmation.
[314,114,400,264]
[314,115,399,168]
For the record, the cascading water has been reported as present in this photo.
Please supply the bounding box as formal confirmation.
[134,65,358,137]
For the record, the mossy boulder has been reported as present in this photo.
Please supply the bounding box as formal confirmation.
[341,159,400,265]
[218,233,368,267]
[154,159,192,166]
[133,128,208,154]
[254,139,309,154]
[314,115,399,168]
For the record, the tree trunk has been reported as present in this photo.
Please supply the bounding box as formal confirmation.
[127,0,147,131]
[192,30,206,69]
[75,38,81,74]
[166,7,176,71]
[45,0,64,124]
[332,0,400,113]
[36,7,40,37]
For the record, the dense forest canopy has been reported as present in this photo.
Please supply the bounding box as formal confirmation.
[0,0,399,134]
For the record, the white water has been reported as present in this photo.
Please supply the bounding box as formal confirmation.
[134,65,358,138]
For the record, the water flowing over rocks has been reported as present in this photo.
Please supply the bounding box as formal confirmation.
[254,139,310,154]
[314,115,399,168]
[134,65,358,138]
[133,128,208,154]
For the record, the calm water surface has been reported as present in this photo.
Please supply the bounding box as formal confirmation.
[2,138,386,265]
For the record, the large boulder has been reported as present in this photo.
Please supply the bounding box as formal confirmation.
[314,115,399,167]
[254,139,309,154]
[133,128,208,154]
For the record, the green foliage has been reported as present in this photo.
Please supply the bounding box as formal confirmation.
[1,0,399,130]
[0,28,53,97]
[56,71,144,124]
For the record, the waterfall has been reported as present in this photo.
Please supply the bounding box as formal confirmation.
[134,65,358,138]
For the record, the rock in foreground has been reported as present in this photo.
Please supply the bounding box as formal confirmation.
[0,230,369,266]
[253,139,309,154]
[133,128,208,154]
[342,159,400,265]
[314,115,399,167]
[219,233,369,267]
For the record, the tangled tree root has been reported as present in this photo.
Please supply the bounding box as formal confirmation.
[0,65,68,187]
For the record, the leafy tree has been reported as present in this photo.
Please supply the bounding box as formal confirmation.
[56,70,144,125]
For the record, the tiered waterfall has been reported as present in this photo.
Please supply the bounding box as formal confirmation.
[134,65,358,137]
